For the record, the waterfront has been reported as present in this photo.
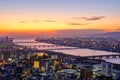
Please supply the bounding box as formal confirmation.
[0,37,119,80]
[1,0,120,79]
[14,39,120,57]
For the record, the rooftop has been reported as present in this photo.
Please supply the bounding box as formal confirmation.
[103,58,120,64]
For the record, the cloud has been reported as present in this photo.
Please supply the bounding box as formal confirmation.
[73,16,106,21]
[19,19,57,23]
[68,22,87,25]
[19,21,27,23]
[32,20,40,23]
[117,29,120,31]
[82,16,106,21]
[44,20,56,22]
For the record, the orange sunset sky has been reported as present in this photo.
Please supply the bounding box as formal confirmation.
[0,0,120,33]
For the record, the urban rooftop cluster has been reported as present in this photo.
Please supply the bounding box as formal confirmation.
[0,37,120,80]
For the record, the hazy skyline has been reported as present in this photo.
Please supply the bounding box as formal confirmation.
[0,0,120,33]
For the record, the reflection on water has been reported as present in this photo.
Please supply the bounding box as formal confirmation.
[13,39,120,56]
[51,49,119,56]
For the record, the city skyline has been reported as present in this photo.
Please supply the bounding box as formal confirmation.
[0,1,120,79]
[0,0,120,33]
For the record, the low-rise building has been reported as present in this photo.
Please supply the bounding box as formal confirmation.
[102,58,120,80]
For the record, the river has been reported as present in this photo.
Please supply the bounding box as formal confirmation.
[13,39,120,57]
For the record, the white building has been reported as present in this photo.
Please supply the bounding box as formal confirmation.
[102,58,120,80]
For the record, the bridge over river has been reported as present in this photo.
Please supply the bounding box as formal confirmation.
[14,39,120,60]
[13,39,78,50]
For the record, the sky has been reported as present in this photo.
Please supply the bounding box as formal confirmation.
[0,0,120,33]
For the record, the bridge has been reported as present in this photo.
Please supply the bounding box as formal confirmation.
[23,45,79,50]
[14,42,39,43]
[83,54,120,59]
[21,45,62,49]
[14,41,120,60]
[14,41,61,48]
[35,47,80,51]
[14,41,62,48]
[14,41,79,50]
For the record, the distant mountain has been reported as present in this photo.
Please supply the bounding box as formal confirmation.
[55,29,105,37]
[93,32,120,38]
[0,30,120,39]
[55,30,120,38]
